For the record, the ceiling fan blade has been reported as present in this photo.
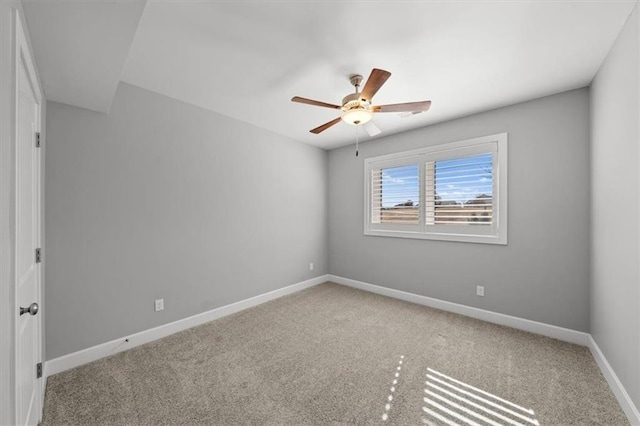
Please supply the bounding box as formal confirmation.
[360,68,391,102]
[364,121,381,137]
[310,117,342,134]
[291,96,341,110]
[372,100,431,113]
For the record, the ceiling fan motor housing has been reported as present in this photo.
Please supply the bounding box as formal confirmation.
[341,92,370,111]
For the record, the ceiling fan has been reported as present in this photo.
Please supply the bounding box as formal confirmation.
[291,68,431,137]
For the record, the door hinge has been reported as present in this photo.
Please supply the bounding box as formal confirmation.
[36,362,42,379]
[35,132,41,148]
[35,248,41,263]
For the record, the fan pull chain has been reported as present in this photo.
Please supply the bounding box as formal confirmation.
[355,125,359,157]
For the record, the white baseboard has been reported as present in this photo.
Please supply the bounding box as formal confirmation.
[45,275,329,377]
[588,335,640,425]
[328,274,589,345]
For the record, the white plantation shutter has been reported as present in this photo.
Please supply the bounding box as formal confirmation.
[429,153,493,225]
[371,164,420,225]
[364,133,507,244]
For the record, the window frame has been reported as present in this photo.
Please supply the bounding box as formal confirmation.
[364,133,508,245]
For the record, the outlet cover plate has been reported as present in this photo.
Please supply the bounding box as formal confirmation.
[155,299,164,311]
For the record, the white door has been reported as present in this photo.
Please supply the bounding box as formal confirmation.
[14,10,43,426]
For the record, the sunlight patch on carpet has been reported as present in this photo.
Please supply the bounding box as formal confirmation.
[422,368,539,426]
[382,355,405,421]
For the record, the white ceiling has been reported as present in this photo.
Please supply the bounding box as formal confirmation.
[25,1,637,149]
[23,0,146,113]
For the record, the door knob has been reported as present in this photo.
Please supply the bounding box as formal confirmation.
[19,302,38,316]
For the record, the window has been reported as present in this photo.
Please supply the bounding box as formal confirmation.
[365,133,507,244]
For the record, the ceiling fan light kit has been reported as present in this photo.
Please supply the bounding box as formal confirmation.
[291,68,431,137]
[342,108,373,125]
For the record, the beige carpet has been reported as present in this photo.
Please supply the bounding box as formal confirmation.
[42,282,628,425]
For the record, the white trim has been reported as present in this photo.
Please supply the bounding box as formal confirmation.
[45,275,329,377]
[637,2,640,419]
[0,5,14,424]
[328,274,588,345]
[588,335,640,425]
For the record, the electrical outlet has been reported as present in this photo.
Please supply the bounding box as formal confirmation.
[309,262,314,271]
[155,298,164,312]
[476,286,485,297]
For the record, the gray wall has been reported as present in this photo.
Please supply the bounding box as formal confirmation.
[45,82,328,359]
[591,3,639,410]
[328,89,590,332]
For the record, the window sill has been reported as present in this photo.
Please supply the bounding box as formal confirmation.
[364,229,507,245]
